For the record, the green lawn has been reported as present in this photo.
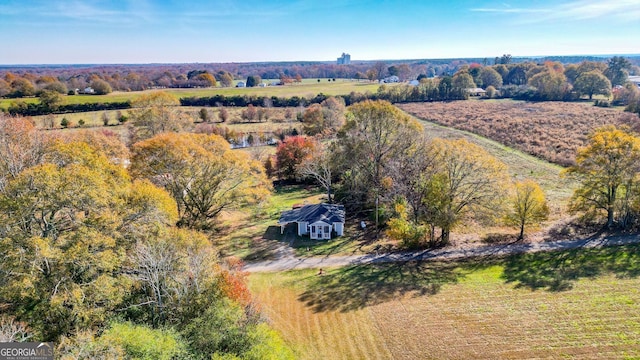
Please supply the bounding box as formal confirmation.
[0,79,382,110]
[250,244,640,359]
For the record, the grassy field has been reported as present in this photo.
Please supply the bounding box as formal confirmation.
[249,244,640,359]
[0,79,382,109]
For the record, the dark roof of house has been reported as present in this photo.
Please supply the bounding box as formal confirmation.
[278,204,345,225]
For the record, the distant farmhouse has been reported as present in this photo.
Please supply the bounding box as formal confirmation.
[278,203,345,240]
[337,53,351,65]
[629,76,640,88]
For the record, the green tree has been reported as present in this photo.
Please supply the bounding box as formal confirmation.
[604,56,632,86]
[39,90,63,111]
[246,75,262,87]
[573,70,612,100]
[565,126,640,228]
[505,180,549,240]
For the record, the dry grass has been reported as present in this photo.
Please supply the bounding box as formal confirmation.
[399,99,630,166]
[250,244,640,359]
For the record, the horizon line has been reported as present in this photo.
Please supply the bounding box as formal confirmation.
[1,53,639,67]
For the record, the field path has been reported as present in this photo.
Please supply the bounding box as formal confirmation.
[243,233,640,272]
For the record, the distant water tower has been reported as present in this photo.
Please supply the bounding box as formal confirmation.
[337,53,351,65]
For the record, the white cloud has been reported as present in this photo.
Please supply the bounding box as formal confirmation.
[471,0,640,22]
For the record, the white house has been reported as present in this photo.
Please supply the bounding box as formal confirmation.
[466,87,486,96]
[382,75,400,83]
[236,81,246,88]
[278,204,345,240]
[83,87,95,94]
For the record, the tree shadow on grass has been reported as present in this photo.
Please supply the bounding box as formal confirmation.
[298,260,467,313]
[501,243,640,291]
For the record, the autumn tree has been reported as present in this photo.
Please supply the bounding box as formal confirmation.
[480,67,503,88]
[0,114,47,190]
[39,89,63,111]
[302,104,324,135]
[218,107,229,123]
[528,70,570,100]
[0,141,177,340]
[218,72,234,87]
[452,72,476,89]
[573,70,612,99]
[371,62,387,81]
[130,91,189,140]
[129,133,270,229]
[193,73,216,87]
[424,139,510,245]
[275,135,316,180]
[90,79,112,95]
[302,97,346,136]
[10,78,36,97]
[198,108,211,122]
[336,100,422,209]
[505,180,549,240]
[565,125,640,228]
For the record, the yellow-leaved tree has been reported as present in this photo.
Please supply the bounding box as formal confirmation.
[130,91,191,141]
[424,138,510,246]
[565,125,640,228]
[505,180,549,240]
[0,140,177,340]
[129,132,271,229]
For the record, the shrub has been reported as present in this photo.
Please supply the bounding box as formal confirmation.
[99,322,186,360]
[60,118,69,128]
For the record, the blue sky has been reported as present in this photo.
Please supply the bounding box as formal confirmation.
[1,0,639,64]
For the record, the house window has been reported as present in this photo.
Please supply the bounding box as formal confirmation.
[324,226,330,233]
[311,226,316,233]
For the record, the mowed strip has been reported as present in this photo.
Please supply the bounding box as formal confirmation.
[250,270,393,359]
[249,246,640,359]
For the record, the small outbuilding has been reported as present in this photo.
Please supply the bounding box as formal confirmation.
[278,203,345,240]
[236,81,246,88]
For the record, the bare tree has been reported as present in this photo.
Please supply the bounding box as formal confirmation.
[0,316,31,342]
[299,142,335,203]
[132,238,180,325]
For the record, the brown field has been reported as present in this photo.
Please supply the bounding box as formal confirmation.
[250,245,640,359]
[399,100,629,166]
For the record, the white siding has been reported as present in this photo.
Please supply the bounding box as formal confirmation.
[334,222,344,236]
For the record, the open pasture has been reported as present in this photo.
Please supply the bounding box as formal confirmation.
[0,79,382,109]
[250,244,640,359]
[399,100,628,166]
